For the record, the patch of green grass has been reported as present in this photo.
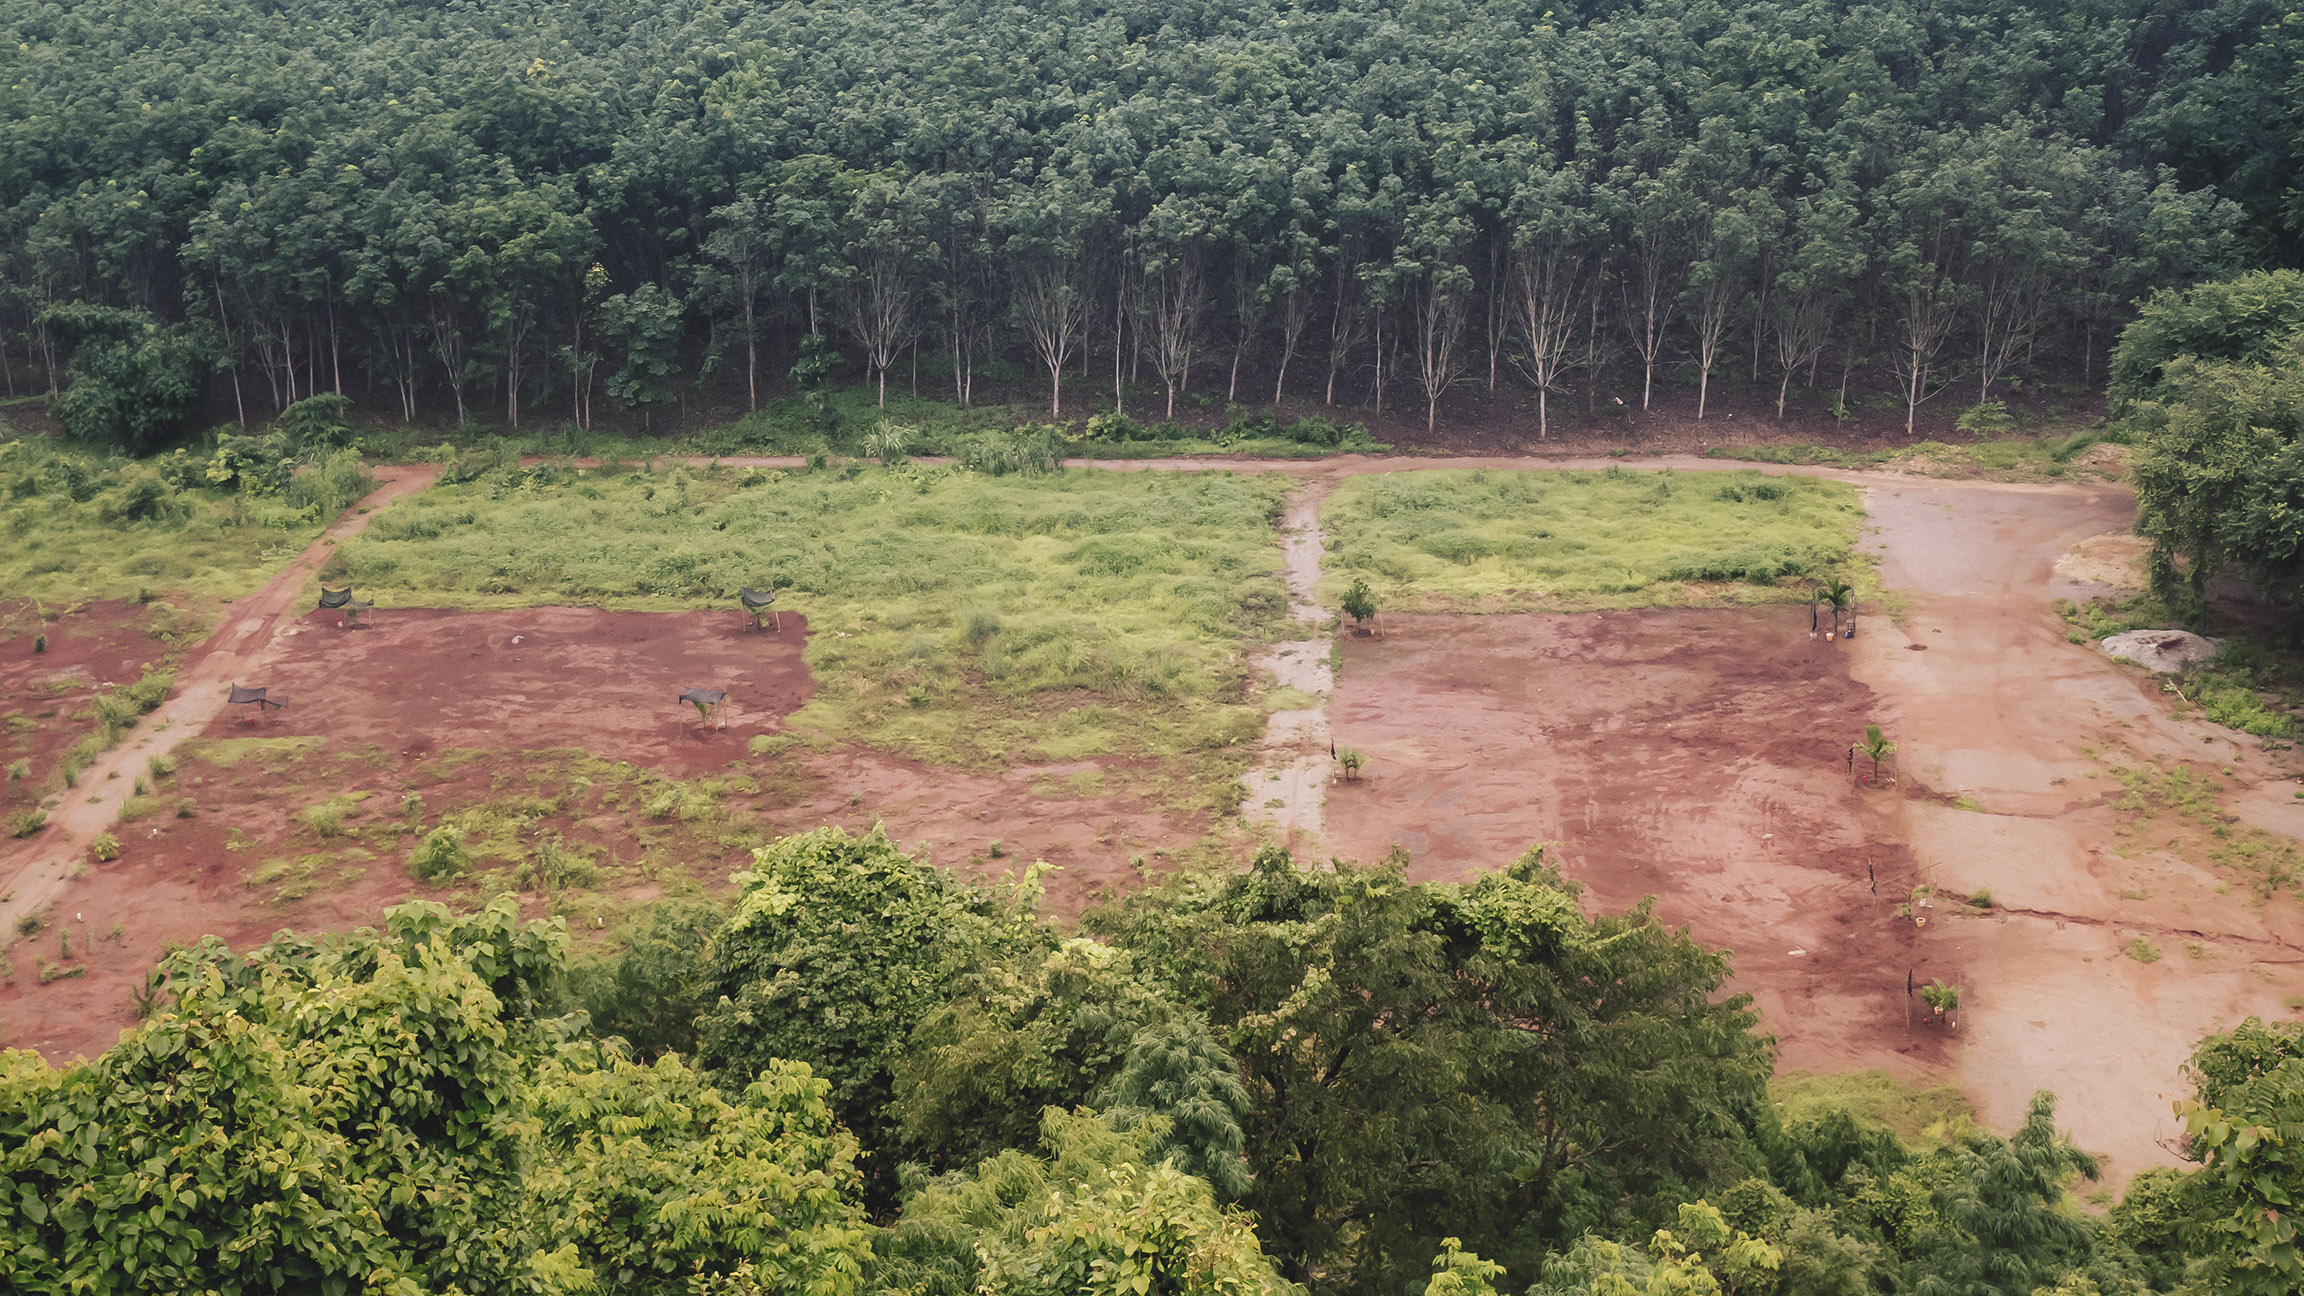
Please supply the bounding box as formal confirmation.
[2126,937,2163,963]
[2054,591,2177,643]
[335,463,1292,776]
[1771,1069,1977,1149]
[1704,428,2121,482]
[0,441,358,604]
[186,735,328,770]
[1318,468,1863,610]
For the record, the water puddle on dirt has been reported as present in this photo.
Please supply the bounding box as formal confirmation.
[1244,482,1334,847]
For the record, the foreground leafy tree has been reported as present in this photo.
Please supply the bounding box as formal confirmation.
[0,897,872,1295]
[1092,846,1775,1293]
[870,1108,1297,1296]
[697,826,1043,1181]
[2168,1018,2304,1293]
[2127,340,2304,609]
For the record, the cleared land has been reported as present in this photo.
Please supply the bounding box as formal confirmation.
[1323,608,1951,1081]
[3,453,2302,1196]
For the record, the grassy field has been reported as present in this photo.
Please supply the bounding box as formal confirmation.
[0,440,370,606]
[329,460,1293,771]
[1702,429,2127,481]
[1319,468,1865,611]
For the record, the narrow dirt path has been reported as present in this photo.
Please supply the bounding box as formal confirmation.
[1243,481,1334,848]
[0,466,439,935]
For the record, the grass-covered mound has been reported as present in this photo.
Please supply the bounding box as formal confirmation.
[330,460,1292,769]
[1320,468,1863,610]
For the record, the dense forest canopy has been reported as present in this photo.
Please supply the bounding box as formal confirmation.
[0,0,2290,439]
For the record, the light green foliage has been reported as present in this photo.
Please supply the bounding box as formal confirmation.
[873,1109,1296,1296]
[0,441,343,605]
[409,824,474,881]
[526,1053,872,1295]
[88,831,119,861]
[335,463,1288,769]
[2126,938,2163,964]
[0,896,872,1296]
[1090,845,1773,1291]
[1772,1071,1978,1150]
[2172,1018,2304,1293]
[699,827,1041,1174]
[1422,1239,1506,1296]
[1320,470,1861,610]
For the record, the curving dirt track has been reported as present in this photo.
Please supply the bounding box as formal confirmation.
[0,466,438,939]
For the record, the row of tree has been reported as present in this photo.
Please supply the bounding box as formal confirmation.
[0,0,2288,441]
[7,829,2290,1293]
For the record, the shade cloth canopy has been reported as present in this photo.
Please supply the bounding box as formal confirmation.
[318,587,373,611]
[738,587,776,610]
[228,684,284,709]
[679,688,726,707]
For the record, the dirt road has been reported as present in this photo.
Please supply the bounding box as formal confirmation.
[0,466,438,936]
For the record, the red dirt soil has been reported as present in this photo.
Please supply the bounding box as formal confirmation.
[244,606,820,775]
[1325,609,1953,1078]
[0,601,166,819]
[0,604,1205,1060]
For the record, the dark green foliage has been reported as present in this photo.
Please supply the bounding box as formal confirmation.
[0,0,2271,436]
[40,305,218,452]
[2127,334,2304,609]
[568,898,724,1060]
[697,827,1037,1178]
[1091,845,1774,1293]
[1094,1017,1256,1202]
[275,392,355,452]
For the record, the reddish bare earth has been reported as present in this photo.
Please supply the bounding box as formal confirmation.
[248,607,821,776]
[1325,610,1952,1076]
[0,603,1204,1060]
[0,601,170,820]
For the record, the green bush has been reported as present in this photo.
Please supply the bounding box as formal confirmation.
[90,831,120,862]
[409,825,473,882]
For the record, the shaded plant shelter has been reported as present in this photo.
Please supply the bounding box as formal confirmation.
[226,684,283,723]
[679,688,727,730]
[738,587,779,632]
[318,586,374,626]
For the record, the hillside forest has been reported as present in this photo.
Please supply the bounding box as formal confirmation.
[0,0,2293,443]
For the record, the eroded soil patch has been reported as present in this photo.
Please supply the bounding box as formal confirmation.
[1324,608,1954,1078]
[0,605,1211,1059]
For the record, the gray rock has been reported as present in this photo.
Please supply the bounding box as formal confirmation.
[2101,628,2221,673]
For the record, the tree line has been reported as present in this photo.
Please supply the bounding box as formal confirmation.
[0,0,2289,444]
[2,832,2291,1293]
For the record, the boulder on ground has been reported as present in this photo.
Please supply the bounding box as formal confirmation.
[2101,628,2220,673]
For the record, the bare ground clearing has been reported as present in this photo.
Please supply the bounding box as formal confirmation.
[0,604,1207,1059]
[4,452,2300,1194]
[1325,610,1953,1080]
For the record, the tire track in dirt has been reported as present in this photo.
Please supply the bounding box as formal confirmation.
[0,466,439,935]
